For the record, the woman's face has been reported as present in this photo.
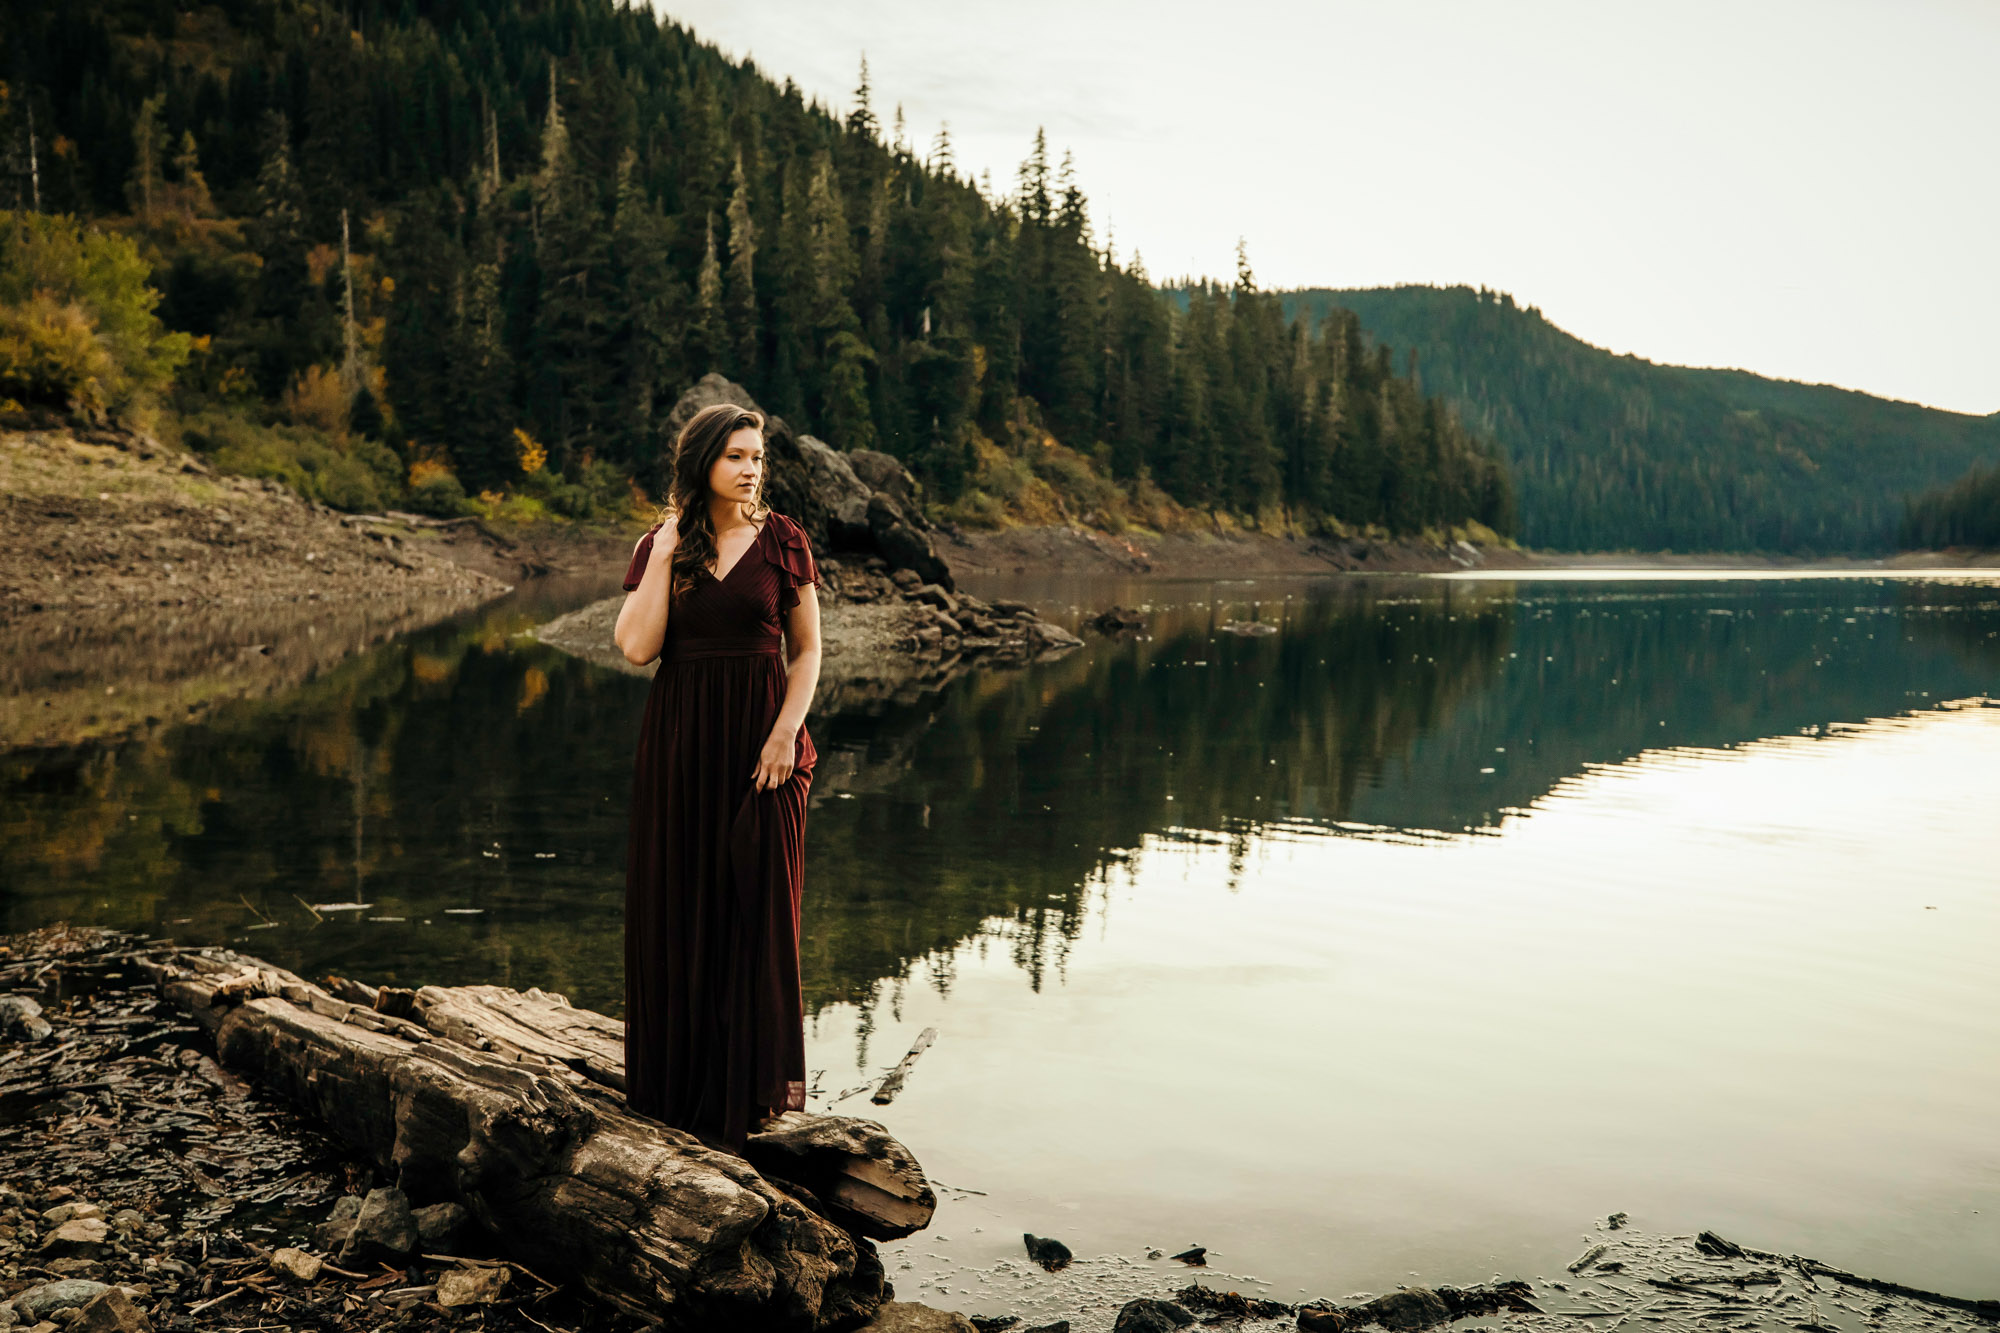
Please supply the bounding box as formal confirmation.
[706,427,765,507]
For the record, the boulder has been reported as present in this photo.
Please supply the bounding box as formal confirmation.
[436,1266,511,1307]
[796,434,877,551]
[660,374,830,551]
[870,496,953,591]
[338,1186,418,1265]
[848,450,919,508]
[1112,1299,1194,1333]
[858,1303,977,1333]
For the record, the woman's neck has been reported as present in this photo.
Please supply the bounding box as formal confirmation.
[707,496,755,533]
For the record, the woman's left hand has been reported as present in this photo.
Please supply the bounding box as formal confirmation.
[752,727,798,792]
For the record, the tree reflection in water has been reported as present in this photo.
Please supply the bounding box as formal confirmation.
[4,575,1995,1037]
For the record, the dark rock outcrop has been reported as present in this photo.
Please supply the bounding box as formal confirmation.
[660,375,953,589]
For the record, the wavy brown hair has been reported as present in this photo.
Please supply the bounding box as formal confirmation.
[659,402,769,603]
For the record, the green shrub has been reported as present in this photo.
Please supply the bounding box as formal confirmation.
[184,410,401,512]
[0,212,190,417]
[405,468,472,517]
[0,294,117,412]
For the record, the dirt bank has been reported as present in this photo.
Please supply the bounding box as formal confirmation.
[0,428,517,621]
[944,523,1536,577]
[0,428,652,750]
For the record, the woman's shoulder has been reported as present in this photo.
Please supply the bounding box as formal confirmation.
[761,511,812,548]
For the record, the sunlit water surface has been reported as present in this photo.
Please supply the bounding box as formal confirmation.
[5,571,1997,1315]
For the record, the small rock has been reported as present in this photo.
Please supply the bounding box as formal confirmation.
[269,1248,321,1282]
[1022,1233,1072,1272]
[1112,1298,1194,1333]
[106,1212,143,1236]
[0,995,52,1042]
[1168,1245,1206,1266]
[435,1266,511,1307]
[312,1194,362,1251]
[891,569,922,592]
[969,1318,1019,1333]
[857,1302,977,1333]
[1090,606,1146,633]
[38,1218,108,1258]
[11,1283,110,1322]
[68,1289,149,1333]
[1359,1288,1451,1330]
[41,1204,103,1227]
[930,611,964,637]
[1028,621,1084,650]
[339,1186,418,1264]
[413,1201,469,1247]
[1023,1324,1071,1333]
[911,584,958,613]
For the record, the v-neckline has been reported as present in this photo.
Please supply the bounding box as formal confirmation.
[709,520,766,585]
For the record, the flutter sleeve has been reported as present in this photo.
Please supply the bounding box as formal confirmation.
[770,513,821,610]
[622,523,664,592]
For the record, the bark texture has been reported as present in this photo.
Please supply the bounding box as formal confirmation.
[137,948,937,1331]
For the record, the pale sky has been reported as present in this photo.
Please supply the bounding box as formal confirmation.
[656,0,1999,417]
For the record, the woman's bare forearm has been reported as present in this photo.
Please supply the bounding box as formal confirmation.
[770,588,822,738]
[614,537,674,664]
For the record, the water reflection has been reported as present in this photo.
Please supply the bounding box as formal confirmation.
[4,575,1996,1024]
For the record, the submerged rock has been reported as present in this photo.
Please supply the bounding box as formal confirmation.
[1022,1233,1072,1272]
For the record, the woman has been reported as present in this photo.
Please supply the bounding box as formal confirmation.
[614,402,822,1149]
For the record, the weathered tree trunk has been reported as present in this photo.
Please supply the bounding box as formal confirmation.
[137,948,937,1331]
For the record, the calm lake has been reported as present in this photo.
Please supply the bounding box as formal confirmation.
[6,570,1998,1319]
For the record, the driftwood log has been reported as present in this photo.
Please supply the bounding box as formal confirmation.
[136,947,938,1331]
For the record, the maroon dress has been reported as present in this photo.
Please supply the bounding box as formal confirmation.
[621,512,819,1148]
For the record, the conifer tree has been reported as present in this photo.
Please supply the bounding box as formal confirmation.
[690,211,725,377]
[724,148,760,381]
[125,94,165,222]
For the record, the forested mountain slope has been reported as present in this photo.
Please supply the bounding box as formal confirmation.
[1283,285,2000,552]
[0,0,1509,540]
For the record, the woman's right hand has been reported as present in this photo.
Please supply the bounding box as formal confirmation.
[650,515,679,561]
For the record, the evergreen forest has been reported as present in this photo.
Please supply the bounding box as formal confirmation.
[1285,286,2000,552]
[0,0,1511,539]
[1902,464,2000,550]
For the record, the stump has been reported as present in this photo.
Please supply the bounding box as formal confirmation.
[136,948,938,1331]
